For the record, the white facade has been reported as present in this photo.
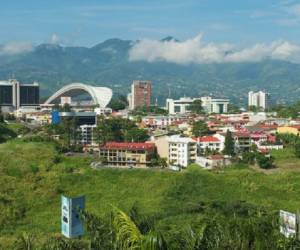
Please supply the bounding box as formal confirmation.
[193,136,224,155]
[94,107,112,116]
[142,115,184,127]
[166,96,229,115]
[45,83,113,108]
[168,135,197,167]
[248,91,268,110]
[166,97,197,115]
[200,96,229,114]
[79,124,97,145]
[127,93,133,110]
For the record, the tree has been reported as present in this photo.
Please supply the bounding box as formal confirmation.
[132,106,168,116]
[227,104,241,114]
[124,128,149,142]
[223,130,235,156]
[157,157,168,168]
[189,99,203,114]
[192,121,209,137]
[248,105,262,113]
[256,154,274,169]
[109,95,128,111]
[112,207,167,250]
[241,151,257,164]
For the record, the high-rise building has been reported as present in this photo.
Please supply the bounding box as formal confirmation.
[0,79,39,111]
[128,80,152,110]
[248,91,268,110]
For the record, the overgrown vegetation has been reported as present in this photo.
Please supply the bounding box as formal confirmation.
[1,139,300,248]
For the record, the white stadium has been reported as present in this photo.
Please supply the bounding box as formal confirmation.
[44,83,113,108]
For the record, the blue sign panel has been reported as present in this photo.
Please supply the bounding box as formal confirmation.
[51,111,60,124]
[61,195,85,238]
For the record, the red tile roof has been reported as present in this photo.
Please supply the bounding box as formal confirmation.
[209,155,225,160]
[256,124,278,130]
[193,136,220,142]
[290,125,300,130]
[102,142,155,151]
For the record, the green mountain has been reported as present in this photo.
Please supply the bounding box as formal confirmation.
[1,38,300,106]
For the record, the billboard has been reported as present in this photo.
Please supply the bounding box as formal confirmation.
[280,210,296,238]
[61,195,85,238]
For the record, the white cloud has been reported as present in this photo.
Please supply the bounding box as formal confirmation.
[0,42,33,55]
[50,33,61,44]
[129,34,300,64]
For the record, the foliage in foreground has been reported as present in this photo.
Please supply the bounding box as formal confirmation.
[12,203,300,250]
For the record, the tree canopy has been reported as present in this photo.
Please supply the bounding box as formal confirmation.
[192,120,209,137]
[223,130,235,156]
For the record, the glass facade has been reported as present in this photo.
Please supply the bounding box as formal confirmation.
[20,86,39,105]
[0,85,13,105]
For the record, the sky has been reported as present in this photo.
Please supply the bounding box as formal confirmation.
[1,0,300,64]
[1,0,300,46]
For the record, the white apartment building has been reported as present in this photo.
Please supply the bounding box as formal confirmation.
[248,91,268,110]
[166,96,229,115]
[193,136,224,155]
[79,124,97,145]
[142,115,184,127]
[168,135,197,167]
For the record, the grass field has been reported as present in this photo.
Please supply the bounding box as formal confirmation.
[1,140,300,247]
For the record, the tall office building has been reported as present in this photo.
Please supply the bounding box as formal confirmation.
[248,91,268,110]
[128,80,152,110]
[0,79,39,111]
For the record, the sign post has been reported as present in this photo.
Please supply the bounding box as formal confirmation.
[61,195,85,238]
[280,210,296,238]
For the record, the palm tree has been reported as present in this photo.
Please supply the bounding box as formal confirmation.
[112,207,167,250]
[14,232,35,250]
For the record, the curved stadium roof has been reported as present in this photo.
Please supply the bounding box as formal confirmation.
[44,83,113,108]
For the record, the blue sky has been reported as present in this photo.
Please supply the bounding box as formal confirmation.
[1,0,300,47]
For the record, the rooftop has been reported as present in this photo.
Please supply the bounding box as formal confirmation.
[193,136,220,142]
[102,142,155,151]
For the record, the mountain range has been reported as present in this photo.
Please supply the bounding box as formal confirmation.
[1,37,300,106]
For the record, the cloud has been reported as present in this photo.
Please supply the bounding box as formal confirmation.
[0,42,33,55]
[129,34,300,64]
[50,33,61,44]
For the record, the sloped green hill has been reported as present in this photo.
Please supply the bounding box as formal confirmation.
[1,140,300,248]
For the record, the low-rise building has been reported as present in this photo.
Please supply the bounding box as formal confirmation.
[149,136,169,159]
[200,96,229,114]
[166,97,197,115]
[277,125,300,136]
[196,155,231,170]
[215,132,251,153]
[168,135,197,167]
[233,132,252,152]
[193,136,224,155]
[99,142,156,168]
[142,115,184,128]
[166,96,229,115]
